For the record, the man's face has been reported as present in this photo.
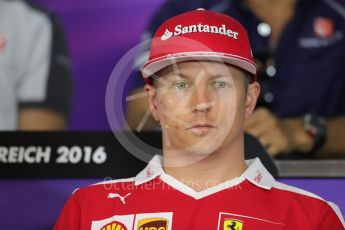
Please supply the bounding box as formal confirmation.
[146,61,258,158]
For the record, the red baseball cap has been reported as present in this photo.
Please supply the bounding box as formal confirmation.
[141,9,257,83]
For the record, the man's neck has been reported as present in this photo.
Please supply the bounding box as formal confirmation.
[163,137,247,192]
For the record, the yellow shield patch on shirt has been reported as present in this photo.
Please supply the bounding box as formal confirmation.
[223,219,244,230]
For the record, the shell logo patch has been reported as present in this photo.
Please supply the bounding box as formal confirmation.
[100,221,127,230]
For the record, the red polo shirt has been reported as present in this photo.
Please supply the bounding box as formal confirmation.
[54,156,344,229]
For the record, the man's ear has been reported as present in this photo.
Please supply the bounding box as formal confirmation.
[144,84,160,122]
[245,82,260,119]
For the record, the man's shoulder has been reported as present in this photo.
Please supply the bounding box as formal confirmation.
[272,181,323,200]
[71,177,137,199]
[271,181,344,224]
[91,177,137,187]
[271,181,334,208]
[270,181,345,227]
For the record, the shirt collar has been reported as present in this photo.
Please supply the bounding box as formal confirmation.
[135,155,275,190]
[242,158,276,190]
[134,155,164,186]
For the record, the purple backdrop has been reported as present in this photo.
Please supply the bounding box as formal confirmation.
[34,0,165,130]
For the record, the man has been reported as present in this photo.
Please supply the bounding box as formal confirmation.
[127,0,345,158]
[54,10,344,229]
[0,0,72,130]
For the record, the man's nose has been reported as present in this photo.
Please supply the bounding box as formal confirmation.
[191,87,213,112]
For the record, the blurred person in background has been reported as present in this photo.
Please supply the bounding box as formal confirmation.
[0,0,72,130]
[127,0,345,158]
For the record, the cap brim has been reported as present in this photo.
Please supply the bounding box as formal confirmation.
[141,52,257,78]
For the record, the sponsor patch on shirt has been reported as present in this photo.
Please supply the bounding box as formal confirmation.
[134,213,172,230]
[218,212,284,229]
[299,17,343,48]
[223,219,244,230]
[91,212,173,230]
[314,17,334,38]
[100,221,127,230]
[137,217,169,230]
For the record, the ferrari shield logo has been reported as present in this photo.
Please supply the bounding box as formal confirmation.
[223,219,243,230]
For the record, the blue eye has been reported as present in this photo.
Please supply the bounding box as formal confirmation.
[213,81,227,88]
[175,82,187,89]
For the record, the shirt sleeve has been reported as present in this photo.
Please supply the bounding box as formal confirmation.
[54,190,81,230]
[317,202,345,229]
